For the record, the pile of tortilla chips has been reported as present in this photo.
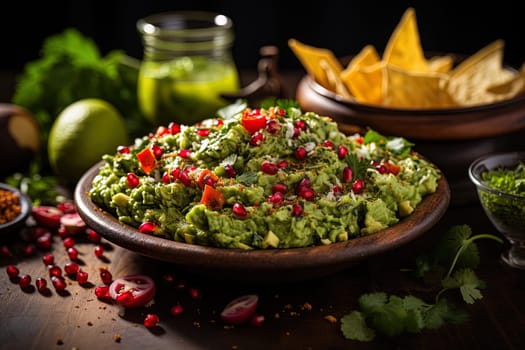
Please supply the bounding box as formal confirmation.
[289,7,525,109]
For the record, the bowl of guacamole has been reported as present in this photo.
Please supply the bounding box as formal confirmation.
[75,102,450,281]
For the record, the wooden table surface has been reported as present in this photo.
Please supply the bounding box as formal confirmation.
[1,71,525,350]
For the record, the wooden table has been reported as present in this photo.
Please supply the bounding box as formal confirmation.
[1,71,525,350]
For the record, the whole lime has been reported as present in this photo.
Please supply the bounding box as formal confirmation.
[48,98,129,185]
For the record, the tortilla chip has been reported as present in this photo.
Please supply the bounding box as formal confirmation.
[448,40,514,105]
[384,65,456,108]
[341,61,385,105]
[427,55,454,73]
[288,38,344,90]
[383,7,428,72]
[486,62,525,100]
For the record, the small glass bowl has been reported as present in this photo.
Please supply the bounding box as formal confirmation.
[0,183,32,240]
[468,151,525,269]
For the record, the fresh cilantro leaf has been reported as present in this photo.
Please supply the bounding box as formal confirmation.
[434,224,480,269]
[362,129,414,156]
[260,98,300,111]
[340,311,375,342]
[441,268,485,304]
[345,153,369,181]
[236,171,258,186]
[367,296,408,337]
[423,298,469,329]
[357,292,388,314]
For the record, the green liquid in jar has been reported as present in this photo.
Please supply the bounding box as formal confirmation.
[138,56,240,126]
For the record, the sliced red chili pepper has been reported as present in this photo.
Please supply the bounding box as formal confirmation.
[136,147,156,174]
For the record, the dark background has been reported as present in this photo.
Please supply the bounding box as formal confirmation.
[2,0,525,74]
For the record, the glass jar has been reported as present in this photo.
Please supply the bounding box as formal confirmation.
[136,11,240,126]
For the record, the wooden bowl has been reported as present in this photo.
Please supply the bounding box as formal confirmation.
[75,160,450,284]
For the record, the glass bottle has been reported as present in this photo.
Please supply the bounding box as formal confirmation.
[136,11,240,126]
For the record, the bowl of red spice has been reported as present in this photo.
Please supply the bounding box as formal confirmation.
[0,183,32,238]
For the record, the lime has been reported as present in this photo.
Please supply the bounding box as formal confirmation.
[48,98,129,185]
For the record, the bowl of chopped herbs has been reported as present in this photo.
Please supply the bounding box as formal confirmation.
[468,151,525,269]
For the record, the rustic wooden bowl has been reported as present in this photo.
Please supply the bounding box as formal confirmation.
[75,160,450,284]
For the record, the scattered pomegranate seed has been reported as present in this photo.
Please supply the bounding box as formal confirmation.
[272,183,288,194]
[323,140,335,149]
[277,160,288,169]
[64,262,80,275]
[376,164,388,174]
[171,168,181,181]
[250,314,265,326]
[162,171,171,184]
[196,128,210,137]
[152,144,163,159]
[99,268,113,285]
[1,245,12,257]
[67,247,79,260]
[294,146,307,160]
[178,149,191,158]
[117,145,130,154]
[232,203,247,218]
[144,314,160,328]
[168,122,181,134]
[297,177,311,191]
[35,277,48,293]
[63,237,75,249]
[126,173,140,188]
[162,273,175,284]
[295,119,307,131]
[178,170,193,187]
[42,254,54,266]
[86,229,101,243]
[352,179,365,194]
[19,274,32,288]
[250,132,264,146]
[77,270,89,285]
[6,265,19,278]
[266,119,280,134]
[292,127,301,138]
[224,165,236,178]
[292,203,303,217]
[333,185,343,196]
[36,233,52,250]
[48,265,62,278]
[95,285,111,299]
[94,245,104,258]
[268,192,284,206]
[51,276,67,291]
[23,244,36,256]
[189,287,202,299]
[170,303,184,316]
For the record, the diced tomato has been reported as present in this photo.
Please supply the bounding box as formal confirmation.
[200,185,225,210]
[136,147,156,174]
[197,169,219,189]
[241,110,267,134]
[384,161,401,175]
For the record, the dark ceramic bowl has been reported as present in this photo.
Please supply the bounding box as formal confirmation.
[75,160,450,284]
[295,61,525,205]
[0,183,31,239]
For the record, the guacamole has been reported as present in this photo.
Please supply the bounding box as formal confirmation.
[89,105,440,249]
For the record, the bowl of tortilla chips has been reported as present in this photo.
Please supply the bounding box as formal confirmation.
[291,7,525,204]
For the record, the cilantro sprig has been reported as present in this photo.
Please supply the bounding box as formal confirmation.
[340,224,502,341]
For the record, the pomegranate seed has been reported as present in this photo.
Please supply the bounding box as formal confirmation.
[224,164,236,178]
[170,303,184,316]
[99,268,113,285]
[352,179,365,194]
[169,122,181,134]
[86,229,101,243]
[64,262,80,275]
[178,170,192,187]
[171,168,181,181]
[36,233,52,250]
[178,149,191,158]
[36,277,48,293]
[266,119,280,134]
[277,108,286,116]
[67,247,79,260]
[23,244,36,256]
[376,164,388,174]
[355,136,364,144]
[272,183,288,194]
[250,132,264,146]
[117,145,130,154]
[152,144,163,159]
[116,290,134,304]
[333,185,343,196]
[42,254,54,266]
[250,314,265,326]
[189,287,202,299]
[63,237,75,249]
[57,201,77,214]
[295,120,307,131]
[94,245,104,258]
[277,160,288,169]
[19,274,32,288]
[232,203,247,217]
[268,192,284,206]
[337,145,348,159]
[57,225,69,238]
[162,273,175,284]
[155,126,169,136]
[292,204,303,217]
[294,146,307,160]
[342,167,353,183]
[139,222,157,234]
[299,188,315,201]
[323,140,335,149]
[292,127,301,138]
[162,171,171,184]
[48,265,62,278]
[196,128,210,137]
[77,270,89,285]
[144,314,160,328]
[1,245,12,257]
[6,265,19,278]
[261,161,278,175]
[51,276,67,291]
[95,285,111,299]
[126,173,140,188]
